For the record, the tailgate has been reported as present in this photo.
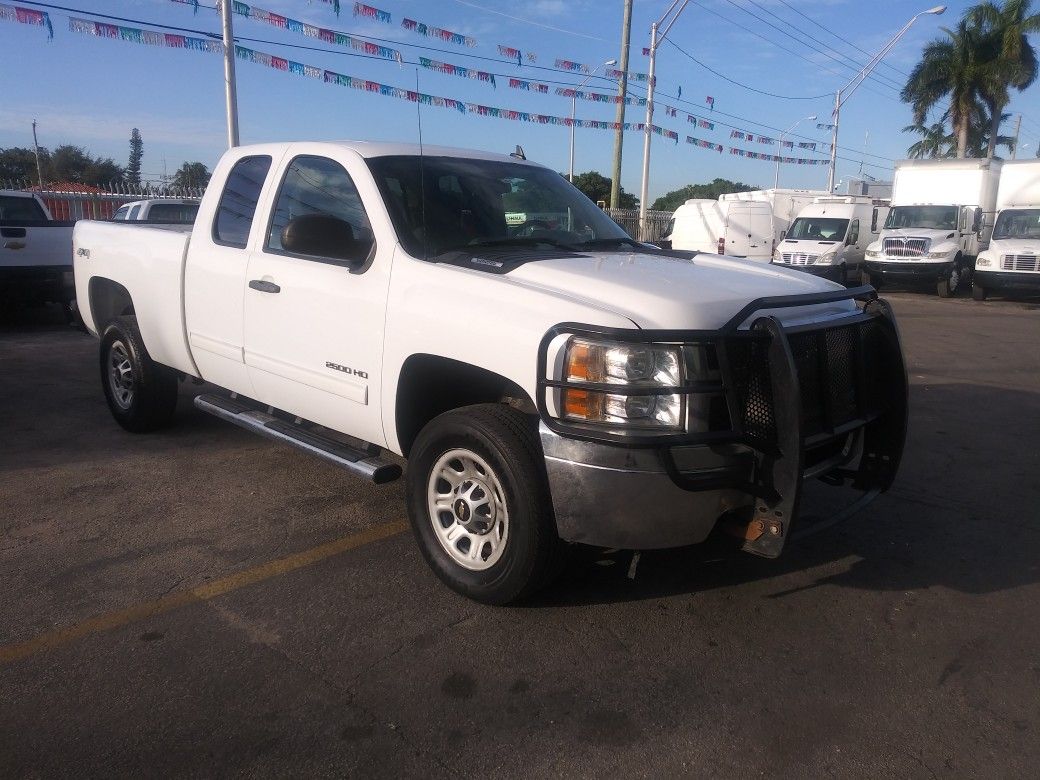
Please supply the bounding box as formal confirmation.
[0,222,75,269]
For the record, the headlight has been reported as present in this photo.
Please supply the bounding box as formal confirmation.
[561,339,684,430]
[815,249,838,265]
[865,249,881,258]
[976,255,992,267]
[925,250,950,259]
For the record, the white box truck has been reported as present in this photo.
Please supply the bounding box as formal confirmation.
[660,198,774,260]
[772,196,889,285]
[972,159,1040,300]
[863,158,1002,297]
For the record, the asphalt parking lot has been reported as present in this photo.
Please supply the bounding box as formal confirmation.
[2,291,1039,777]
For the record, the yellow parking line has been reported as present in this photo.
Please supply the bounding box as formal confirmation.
[0,520,409,666]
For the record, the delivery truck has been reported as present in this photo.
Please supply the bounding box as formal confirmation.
[863,158,1002,297]
[972,159,1040,300]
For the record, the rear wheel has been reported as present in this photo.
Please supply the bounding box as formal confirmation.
[972,282,987,301]
[100,316,179,432]
[406,404,563,605]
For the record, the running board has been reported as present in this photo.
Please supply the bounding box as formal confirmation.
[193,393,402,485]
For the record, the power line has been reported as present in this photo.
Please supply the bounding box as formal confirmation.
[772,0,910,81]
[684,0,903,105]
[736,0,907,92]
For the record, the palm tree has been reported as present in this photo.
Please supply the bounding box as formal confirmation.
[902,19,991,158]
[967,0,1040,158]
[903,121,952,158]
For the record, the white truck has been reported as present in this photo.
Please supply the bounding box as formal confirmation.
[972,160,1040,300]
[773,197,889,285]
[111,198,201,223]
[73,141,908,604]
[721,188,828,250]
[0,190,76,312]
[863,158,1002,297]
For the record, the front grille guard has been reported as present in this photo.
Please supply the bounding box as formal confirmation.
[536,285,909,557]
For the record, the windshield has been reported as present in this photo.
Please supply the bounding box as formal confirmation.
[366,155,630,259]
[884,205,958,230]
[992,209,1040,240]
[786,217,848,242]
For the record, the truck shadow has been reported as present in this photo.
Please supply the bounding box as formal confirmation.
[530,380,1040,607]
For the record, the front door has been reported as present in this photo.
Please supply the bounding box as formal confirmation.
[242,153,392,448]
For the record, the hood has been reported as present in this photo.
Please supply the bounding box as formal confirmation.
[880,227,958,243]
[988,237,1040,255]
[778,239,842,254]
[506,250,851,330]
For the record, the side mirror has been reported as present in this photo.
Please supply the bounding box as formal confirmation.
[779,230,787,240]
[281,214,369,265]
[972,209,983,234]
[847,232,858,246]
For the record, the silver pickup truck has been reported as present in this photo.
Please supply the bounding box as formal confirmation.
[0,190,76,311]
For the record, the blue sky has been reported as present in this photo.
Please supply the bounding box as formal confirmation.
[2,0,1039,201]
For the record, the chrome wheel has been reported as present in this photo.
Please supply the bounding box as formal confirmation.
[427,448,509,571]
[948,267,960,292]
[107,340,134,410]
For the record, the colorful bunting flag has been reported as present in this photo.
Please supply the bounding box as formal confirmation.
[816,123,835,130]
[402,18,476,47]
[705,96,715,110]
[69,16,222,52]
[605,68,649,81]
[352,3,390,23]
[555,59,590,74]
[0,3,53,38]
[419,57,494,86]
[687,136,724,153]
[553,87,644,107]
[508,78,549,94]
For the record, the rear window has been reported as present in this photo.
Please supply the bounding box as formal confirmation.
[112,205,130,220]
[0,195,47,222]
[148,203,199,223]
[213,156,272,247]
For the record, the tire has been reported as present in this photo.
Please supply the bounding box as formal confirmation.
[406,403,564,605]
[99,316,179,433]
[972,282,987,301]
[937,265,960,298]
[861,270,882,289]
[838,264,848,287]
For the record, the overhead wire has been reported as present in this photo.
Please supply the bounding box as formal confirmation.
[13,0,895,169]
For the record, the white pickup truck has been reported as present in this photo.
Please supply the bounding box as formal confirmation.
[74,141,908,604]
[0,190,76,311]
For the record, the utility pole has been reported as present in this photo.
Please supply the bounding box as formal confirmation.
[1010,114,1022,159]
[30,119,43,189]
[220,0,240,148]
[609,0,633,209]
[639,0,691,240]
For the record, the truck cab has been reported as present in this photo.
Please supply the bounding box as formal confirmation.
[73,141,909,605]
[863,158,1002,297]
[973,160,1040,300]
[111,198,201,223]
[773,197,888,284]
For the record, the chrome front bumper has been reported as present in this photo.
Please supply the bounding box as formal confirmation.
[540,425,752,549]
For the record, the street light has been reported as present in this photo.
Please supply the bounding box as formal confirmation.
[826,5,945,191]
[639,0,691,240]
[774,114,816,190]
[569,59,617,181]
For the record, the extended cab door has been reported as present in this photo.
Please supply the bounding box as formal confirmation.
[242,151,392,448]
[184,153,277,395]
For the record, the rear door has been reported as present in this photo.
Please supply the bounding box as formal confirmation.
[242,151,392,447]
[184,153,277,395]
[725,202,772,260]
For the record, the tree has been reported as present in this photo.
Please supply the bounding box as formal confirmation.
[0,146,50,182]
[967,0,1040,158]
[651,178,758,212]
[49,145,124,186]
[172,161,211,190]
[127,128,143,187]
[902,19,990,158]
[569,171,637,208]
[903,122,952,158]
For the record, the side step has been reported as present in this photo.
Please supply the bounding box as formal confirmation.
[194,393,402,485]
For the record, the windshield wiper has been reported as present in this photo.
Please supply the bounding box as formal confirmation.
[574,237,644,250]
[465,237,579,250]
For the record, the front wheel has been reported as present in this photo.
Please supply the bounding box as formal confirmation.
[937,265,960,298]
[100,316,179,432]
[405,404,563,605]
[861,269,882,289]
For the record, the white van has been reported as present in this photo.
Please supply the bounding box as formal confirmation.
[720,188,828,248]
[662,198,774,260]
[773,197,889,284]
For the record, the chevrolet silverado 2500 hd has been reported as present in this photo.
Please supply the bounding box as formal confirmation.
[73,141,908,604]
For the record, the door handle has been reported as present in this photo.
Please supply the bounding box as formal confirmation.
[248,279,281,294]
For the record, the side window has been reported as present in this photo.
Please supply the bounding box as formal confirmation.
[112,205,130,221]
[127,205,141,220]
[870,208,879,233]
[213,155,273,248]
[266,155,373,263]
